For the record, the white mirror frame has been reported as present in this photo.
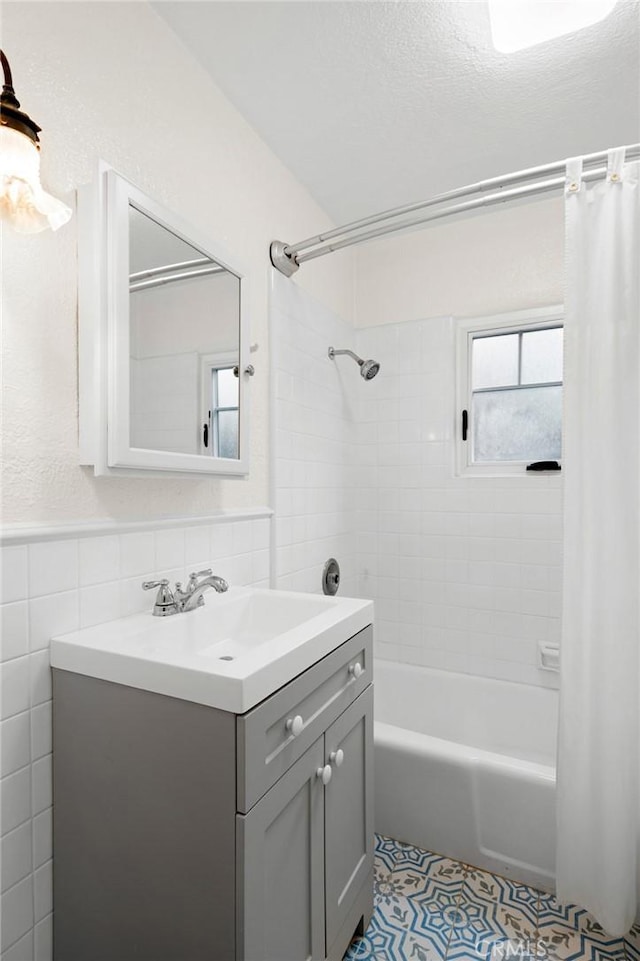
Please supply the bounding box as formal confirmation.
[78,164,250,477]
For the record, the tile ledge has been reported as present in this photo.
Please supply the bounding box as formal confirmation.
[0,508,273,547]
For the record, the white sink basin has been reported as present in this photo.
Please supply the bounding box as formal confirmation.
[50,587,374,713]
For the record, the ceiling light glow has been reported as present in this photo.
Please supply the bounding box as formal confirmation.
[488,0,619,53]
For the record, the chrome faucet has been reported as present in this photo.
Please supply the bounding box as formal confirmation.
[142,569,228,616]
[175,570,229,612]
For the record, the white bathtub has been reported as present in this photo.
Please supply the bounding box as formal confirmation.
[374,659,558,891]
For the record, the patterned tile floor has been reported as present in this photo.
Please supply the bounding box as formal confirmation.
[344,836,640,961]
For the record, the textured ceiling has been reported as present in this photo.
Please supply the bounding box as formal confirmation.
[155,0,640,225]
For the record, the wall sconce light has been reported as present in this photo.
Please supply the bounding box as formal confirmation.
[0,49,72,233]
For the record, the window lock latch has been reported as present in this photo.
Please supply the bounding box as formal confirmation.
[526,460,561,471]
[461,409,468,441]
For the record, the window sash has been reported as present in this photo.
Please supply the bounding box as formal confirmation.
[455,307,564,477]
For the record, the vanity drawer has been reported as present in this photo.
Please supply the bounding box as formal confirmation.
[237,625,372,813]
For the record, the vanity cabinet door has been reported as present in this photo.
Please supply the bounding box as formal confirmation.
[324,686,374,952]
[237,738,325,961]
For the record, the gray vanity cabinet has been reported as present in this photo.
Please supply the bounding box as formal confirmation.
[53,626,374,961]
[237,739,325,961]
[324,688,374,951]
[237,686,374,961]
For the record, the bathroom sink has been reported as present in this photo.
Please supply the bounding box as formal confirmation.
[50,587,374,713]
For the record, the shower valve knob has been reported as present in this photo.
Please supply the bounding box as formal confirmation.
[317,764,332,786]
[286,715,304,737]
[349,662,363,679]
[330,749,344,768]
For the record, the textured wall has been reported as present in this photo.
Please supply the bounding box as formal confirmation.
[0,2,353,525]
[354,197,564,327]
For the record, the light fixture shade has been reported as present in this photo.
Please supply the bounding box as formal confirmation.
[0,126,72,233]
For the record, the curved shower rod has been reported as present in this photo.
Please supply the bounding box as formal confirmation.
[270,142,640,276]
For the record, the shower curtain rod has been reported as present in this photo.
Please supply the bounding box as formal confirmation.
[129,263,225,292]
[270,142,640,276]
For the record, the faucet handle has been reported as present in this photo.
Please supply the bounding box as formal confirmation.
[188,569,212,588]
[141,579,177,617]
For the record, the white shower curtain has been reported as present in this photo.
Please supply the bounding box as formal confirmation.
[556,147,640,936]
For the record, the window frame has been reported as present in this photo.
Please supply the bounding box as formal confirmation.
[455,305,564,477]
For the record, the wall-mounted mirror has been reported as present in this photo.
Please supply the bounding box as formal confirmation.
[79,167,250,476]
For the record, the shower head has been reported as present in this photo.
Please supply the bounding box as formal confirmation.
[360,358,380,380]
[328,347,381,380]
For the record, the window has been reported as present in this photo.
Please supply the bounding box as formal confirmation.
[456,308,564,475]
[201,354,239,459]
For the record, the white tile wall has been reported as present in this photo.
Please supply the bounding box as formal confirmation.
[353,317,563,687]
[271,281,562,689]
[0,513,271,960]
[272,274,358,596]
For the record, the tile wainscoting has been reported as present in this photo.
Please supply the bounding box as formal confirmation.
[0,509,272,960]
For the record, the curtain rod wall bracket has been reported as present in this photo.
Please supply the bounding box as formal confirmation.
[270,240,299,277]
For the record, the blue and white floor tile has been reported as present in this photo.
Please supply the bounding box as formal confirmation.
[344,836,639,961]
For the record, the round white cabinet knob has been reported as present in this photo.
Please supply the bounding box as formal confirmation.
[285,715,304,737]
[348,662,363,679]
[316,764,332,786]
[330,749,344,768]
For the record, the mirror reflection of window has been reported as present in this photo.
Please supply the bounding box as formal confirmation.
[203,364,239,459]
[128,204,241,459]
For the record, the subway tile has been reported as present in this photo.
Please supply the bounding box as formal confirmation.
[520,589,550,617]
[252,550,270,585]
[33,913,52,961]
[492,513,522,539]
[184,525,211,567]
[547,618,561,644]
[0,548,28,605]
[521,540,556,566]
[29,591,78,652]
[0,821,32,893]
[79,582,120,629]
[467,513,495,538]
[30,705,51,762]
[1,929,33,961]
[31,809,52,871]
[28,540,78,598]
[397,601,421,626]
[252,518,271,552]
[492,562,522,589]
[31,757,52,817]
[234,554,254,587]
[154,529,185,573]
[0,603,29,662]
[1,713,30,778]
[119,532,155,578]
[1,767,31,835]
[516,614,550,643]
[29,653,51,708]
[119,576,151,618]
[0,659,30,720]
[444,536,469,561]
[1,875,33,953]
[33,861,52,923]
[397,556,421,580]
[445,607,470,633]
[78,535,120,586]
[232,521,253,557]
